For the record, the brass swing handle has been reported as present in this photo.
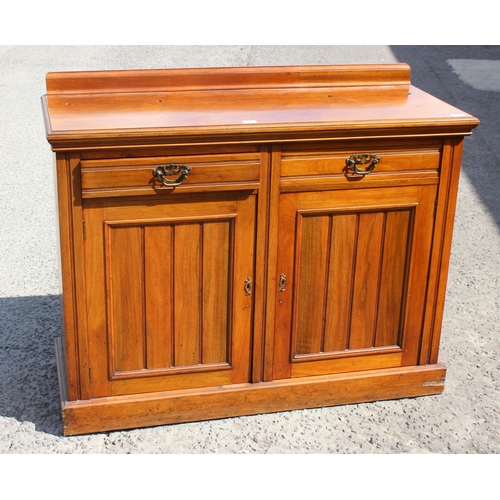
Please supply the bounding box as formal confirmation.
[152,164,192,187]
[346,154,380,176]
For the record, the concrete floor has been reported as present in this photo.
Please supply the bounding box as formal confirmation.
[0,46,499,460]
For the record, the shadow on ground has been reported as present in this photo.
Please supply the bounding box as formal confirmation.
[391,45,500,229]
[0,295,63,435]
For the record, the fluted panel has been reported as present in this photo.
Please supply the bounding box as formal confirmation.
[294,208,412,357]
[107,219,232,374]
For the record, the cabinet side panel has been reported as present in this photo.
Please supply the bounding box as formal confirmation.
[420,138,465,364]
[401,185,438,366]
[54,153,81,400]
[430,140,464,363]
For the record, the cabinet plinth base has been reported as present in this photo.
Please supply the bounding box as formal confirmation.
[56,338,446,436]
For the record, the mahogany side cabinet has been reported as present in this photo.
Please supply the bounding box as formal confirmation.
[42,64,479,435]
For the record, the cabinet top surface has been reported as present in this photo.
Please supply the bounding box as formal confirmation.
[42,64,479,148]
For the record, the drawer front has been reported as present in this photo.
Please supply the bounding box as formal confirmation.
[81,152,261,198]
[281,150,440,176]
[280,143,441,191]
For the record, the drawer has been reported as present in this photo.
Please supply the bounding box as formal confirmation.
[280,147,441,192]
[281,150,440,176]
[80,152,261,198]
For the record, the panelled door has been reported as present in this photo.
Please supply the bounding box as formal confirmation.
[83,192,256,397]
[272,184,437,380]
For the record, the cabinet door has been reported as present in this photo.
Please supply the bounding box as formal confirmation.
[273,185,437,379]
[83,192,255,397]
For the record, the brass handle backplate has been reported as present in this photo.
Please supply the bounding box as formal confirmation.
[152,164,192,187]
[278,273,286,292]
[346,154,380,176]
[244,277,252,296]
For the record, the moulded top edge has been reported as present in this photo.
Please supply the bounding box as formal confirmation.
[45,63,412,95]
[44,118,480,153]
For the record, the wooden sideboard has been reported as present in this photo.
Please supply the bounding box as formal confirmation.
[42,64,479,435]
